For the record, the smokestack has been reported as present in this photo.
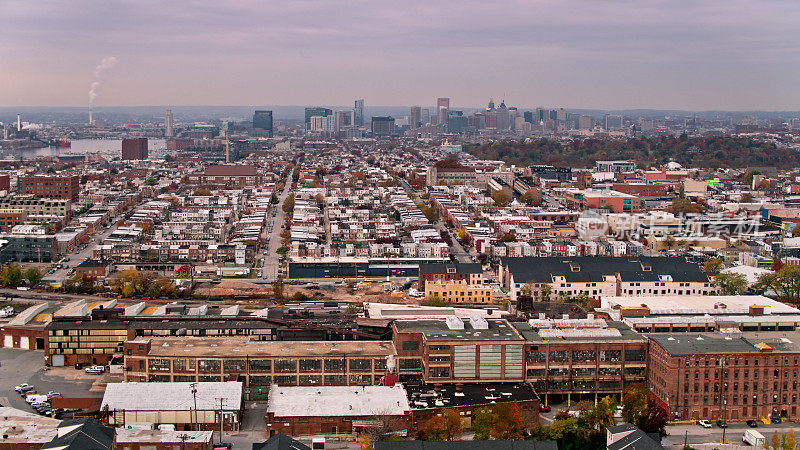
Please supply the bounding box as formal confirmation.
[225,130,230,163]
[89,108,93,126]
[17,114,21,132]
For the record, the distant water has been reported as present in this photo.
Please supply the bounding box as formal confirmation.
[0,139,166,160]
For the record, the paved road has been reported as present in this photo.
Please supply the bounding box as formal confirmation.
[666,422,799,446]
[43,206,136,284]
[400,179,473,264]
[260,178,293,282]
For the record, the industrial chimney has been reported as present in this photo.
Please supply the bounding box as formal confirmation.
[16,114,21,132]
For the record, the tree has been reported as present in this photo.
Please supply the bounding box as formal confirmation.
[703,258,724,274]
[193,188,212,196]
[491,190,511,207]
[272,278,285,301]
[420,205,439,224]
[276,246,290,257]
[637,397,668,437]
[490,402,526,440]
[580,396,618,431]
[144,177,156,186]
[621,383,649,425]
[519,190,542,207]
[663,235,677,250]
[786,429,797,450]
[772,431,781,450]
[540,283,552,301]
[420,409,463,441]
[713,272,748,295]
[670,197,703,214]
[0,263,23,288]
[471,408,496,440]
[282,193,295,213]
[421,295,445,307]
[23,267,43,287]
[498,232,517,243]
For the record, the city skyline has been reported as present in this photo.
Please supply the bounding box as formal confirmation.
[2,0,800,110]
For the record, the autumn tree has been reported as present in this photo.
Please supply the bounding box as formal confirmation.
[471,407,495,440]
[272,278,285,301]
[193,188,212,196]
[490,402,527,440]
[282,193,295,213]
[420,409,463,441]
[621,383,649,425]
[491,190,511,207]
[703,258,724,274]
[637,397,668,437]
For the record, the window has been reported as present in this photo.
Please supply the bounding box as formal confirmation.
[249,359,271,372]
[299,359,322,372]
[350,359,372,371]
[325,359,345,371]
[198,359,220,373]
[274,359,296,373]
[402,341,419,351]
[223,360,246,372]
[148,359,170,372]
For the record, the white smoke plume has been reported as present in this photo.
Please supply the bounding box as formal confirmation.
[88,56,118,105]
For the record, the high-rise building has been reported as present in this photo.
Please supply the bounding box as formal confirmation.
[354,99,364,127]
[253,110,273,137]
[164,109,174,137]
[371,116,395,137]
[122,138,148,160]
[421,108,431,126]
[605,115,623,130]
[336,110,354,129]
[577,115,593,130]
[523,111,533,124]
[437,98,450,126]
[310,115,337,133]
[410,106,422,129]
[305,107,332,130]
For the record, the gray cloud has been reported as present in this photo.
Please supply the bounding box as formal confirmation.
[1,0,799,109]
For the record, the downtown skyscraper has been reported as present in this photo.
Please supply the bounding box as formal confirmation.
[354,99,364,126]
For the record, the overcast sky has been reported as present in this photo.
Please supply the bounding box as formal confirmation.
[2,0,799,110]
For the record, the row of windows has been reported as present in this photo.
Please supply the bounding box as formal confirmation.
[138,357,388,373]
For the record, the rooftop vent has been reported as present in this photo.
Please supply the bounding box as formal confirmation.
[470,316,489,330]
[445,315,464,330]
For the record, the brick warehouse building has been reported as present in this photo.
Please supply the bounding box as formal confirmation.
[418,262,483,289]
[648,331,800,422]
[19,174,80,202]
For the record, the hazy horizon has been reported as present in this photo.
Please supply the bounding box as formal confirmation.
[3,0,800,110]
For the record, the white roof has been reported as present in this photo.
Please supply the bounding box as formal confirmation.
[601,295,800,315]
[101,382,242,411]
[720,265,773,285]
[267,385,410,417]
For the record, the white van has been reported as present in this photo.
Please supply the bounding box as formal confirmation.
[743,429,765,447]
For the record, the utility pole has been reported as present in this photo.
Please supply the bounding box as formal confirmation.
[215,397,226,444]
[190,383,198,431]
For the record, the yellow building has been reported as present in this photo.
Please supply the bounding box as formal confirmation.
[424,279,493,304]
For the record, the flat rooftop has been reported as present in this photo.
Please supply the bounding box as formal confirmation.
[267,385,410,417]
[394,319,524,342]
[140,337,395,358]
[405,383,537,410]
[513,320,646,343]
[649,331,800,355]
[366,302,508,320]
[601,295,800,316]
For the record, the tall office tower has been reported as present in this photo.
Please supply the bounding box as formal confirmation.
[421,108,431,126]
[253,110,274,137]
[410,106,422,129]
[354,99,364,126]
[437,98,450,126]
[122,138,148,160]
[371,116,395,136]
[605,114,623,130]
[523,111,533,124]
[535,107,546,122]
[305,107,332,130]
[165,109,174,137]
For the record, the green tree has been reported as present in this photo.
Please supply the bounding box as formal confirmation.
[276,246,290,257]
[714,272,748,295]
[471,408,495,440]
[282,193,295,213]
[144,177,156,186]
[270,193,279,204]
[0,263,23,288]
[421,294,445,307]
[540,283,552,301]
[23,267,43,287]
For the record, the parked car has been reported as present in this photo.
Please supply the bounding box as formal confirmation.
[698,420,712,428]
[772,417,782,424]
[746,420,759,428]
[539,405,551,413]
[14,383,33,392]
[84,366,105,374]
[47,391,61,399]
[716,420,728,428]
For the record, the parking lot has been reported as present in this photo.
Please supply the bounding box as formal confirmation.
[0,348,101,413]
